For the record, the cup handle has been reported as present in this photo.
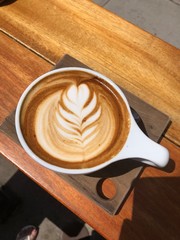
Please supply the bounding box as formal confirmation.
[113,117,169,167]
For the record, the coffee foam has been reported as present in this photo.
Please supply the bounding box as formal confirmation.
[20,71,130,169]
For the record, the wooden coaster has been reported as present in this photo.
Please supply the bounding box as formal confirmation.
[0,55,170,214]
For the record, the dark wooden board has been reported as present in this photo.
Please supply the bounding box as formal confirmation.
[0,55,170,214]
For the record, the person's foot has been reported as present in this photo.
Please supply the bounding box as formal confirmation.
[16,225,39,240]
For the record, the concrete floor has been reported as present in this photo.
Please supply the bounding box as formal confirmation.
[94,0,180,48]
[0,0,179,239]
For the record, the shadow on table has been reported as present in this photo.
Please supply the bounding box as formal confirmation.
[0,170,103,240]
[119,176,180,240]
[0,158,177,240]
[88,157,175,178]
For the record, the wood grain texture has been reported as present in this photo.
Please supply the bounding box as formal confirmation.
[0,0,179,145]
[0,31,54,124]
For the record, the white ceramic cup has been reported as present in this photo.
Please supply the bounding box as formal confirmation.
[15,67,169,174]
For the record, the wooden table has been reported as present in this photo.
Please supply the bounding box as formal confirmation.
[0,1,179,239]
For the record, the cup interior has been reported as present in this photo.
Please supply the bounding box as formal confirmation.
[15,67,131,174]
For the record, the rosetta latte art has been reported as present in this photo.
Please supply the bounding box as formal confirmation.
[35,82,116,162]
[55,84,101,145]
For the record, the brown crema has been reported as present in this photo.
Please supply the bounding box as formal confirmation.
[20,71,130,169]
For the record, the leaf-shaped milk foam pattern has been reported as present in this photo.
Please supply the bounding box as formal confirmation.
[55,83,101,145]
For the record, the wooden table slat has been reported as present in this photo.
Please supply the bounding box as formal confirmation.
[0,0,179,145]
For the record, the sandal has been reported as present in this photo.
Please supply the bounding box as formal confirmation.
[16,225,39,240]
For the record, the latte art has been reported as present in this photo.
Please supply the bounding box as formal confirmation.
[55,84,101,147]
[20,71,130,169]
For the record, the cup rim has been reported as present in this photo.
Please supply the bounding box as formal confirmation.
[15,67,132,174]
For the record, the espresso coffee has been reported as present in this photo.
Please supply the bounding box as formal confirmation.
[20,70,130,169]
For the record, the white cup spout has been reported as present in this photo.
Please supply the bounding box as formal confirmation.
[113,116,169,168]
